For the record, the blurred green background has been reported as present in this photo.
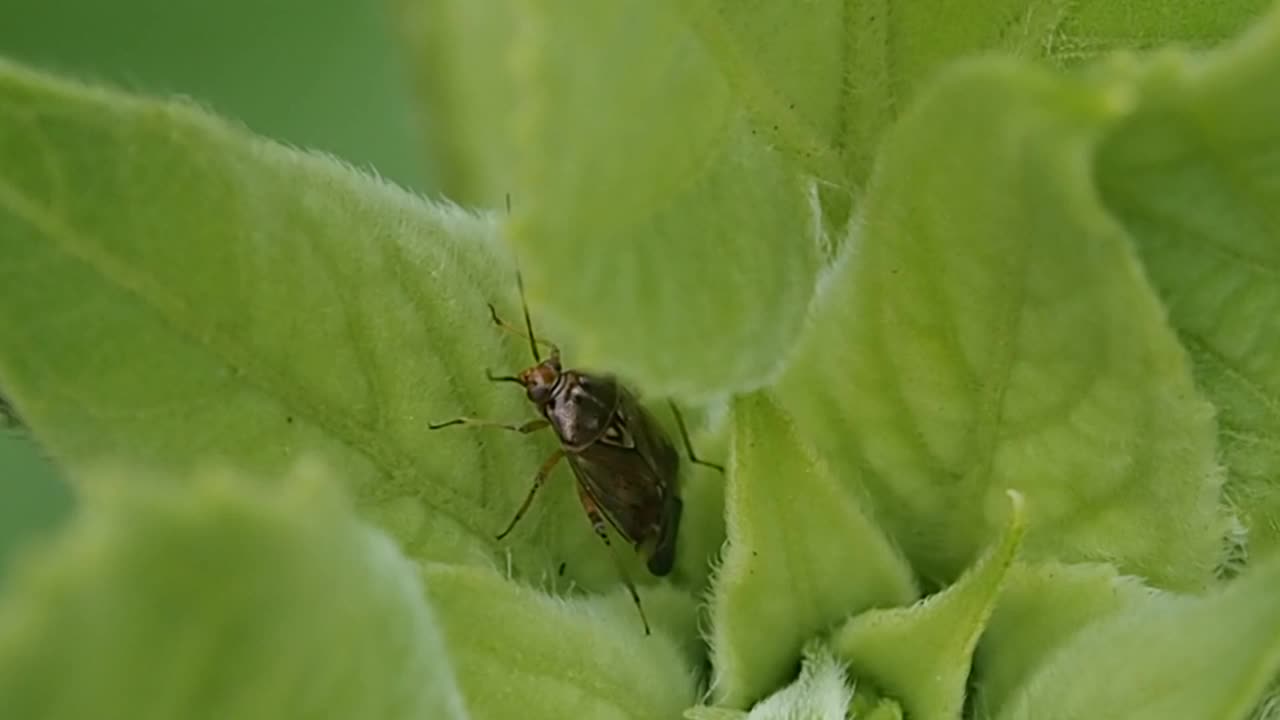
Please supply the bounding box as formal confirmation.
[0,0,436,581]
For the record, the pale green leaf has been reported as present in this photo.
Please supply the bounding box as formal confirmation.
[669,0,849,186]
[685,709,746,720]
[673,0,1067,192]
[745,642,852,720]
[1095,3,1280,559]
[689,643,854,720]
[997,553,1280,720]
[1046,0,1273,66]
[424,563,699,720]
[853,696,904,720]
[671,0,1269,197]
[710,391,916,709]
[0,461,466,720]
[972,561,1155,717]
[830,490,1026,720]
[0,58,635,589]
[776,56,1224,590]
[507,0,818,399]
[393,0,513,206]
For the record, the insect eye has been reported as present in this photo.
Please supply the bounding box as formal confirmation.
[528,384,552,405]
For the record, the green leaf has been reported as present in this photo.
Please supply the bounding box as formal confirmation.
[0,58,627,588]
[507,0,819,399]
[668,0,849,186]
[972,562,1155,717]
[424,563,699,720]
[393,0,513,206]
[688,643,854,720]
[1095,4,1280,560]
[775,56,1225,591]
[745,642,852,720]
[830,490,1026,720]
[710,391,916,709]
[851,694,904,720]
[685,709,745,720]
[673,0,1062,192]
[672,0,1270,197]
[0,461,466,719]
[996,553,1280,720]
[1045,0,1273,67]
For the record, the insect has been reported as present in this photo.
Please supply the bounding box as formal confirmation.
[429,274,723,635]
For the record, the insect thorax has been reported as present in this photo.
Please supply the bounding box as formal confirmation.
[543,371,620,449]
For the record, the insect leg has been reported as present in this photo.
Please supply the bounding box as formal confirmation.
[576,483,652,636]
[668,401,725,473]
[487,303,561,359]
[496,448,565,540]
[428,417,550,433]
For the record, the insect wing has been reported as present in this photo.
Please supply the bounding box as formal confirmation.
[618,394,683,576]
[566,392,682,574]
[566,441,665,548]
[617,390,679,482]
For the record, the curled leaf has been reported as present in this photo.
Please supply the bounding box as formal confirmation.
[997,553,1280,720]
[1096,3,1280,560]
[831,490,1026,720]
[777,55,1224,591]
[710,391,916,708]
[425,563,699,720]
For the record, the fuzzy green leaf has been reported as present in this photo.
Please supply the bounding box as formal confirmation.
[685,709,746,720]
[668,0,850,187]
[1044,1,1273,66]
[972,562,1155,717]
[672,0,1063,192]
[710,391,916,709]
[744,643,852,720]
[688,643,854,720]
[1096,4,1280,560]
[424,563,699,720]
[831,490,1026,720]
[507,0,818,399]
[857,700,905,720]
[671,0,1269,198]
[0,462,466,719]
[776,56,1224,590]
[0,58,635,589]
[393,0,513,206]
[996,553,1280,720]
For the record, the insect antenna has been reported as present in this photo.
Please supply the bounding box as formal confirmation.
[516,270,542,363]
[484,369,524,386]
[505,193,546,364]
